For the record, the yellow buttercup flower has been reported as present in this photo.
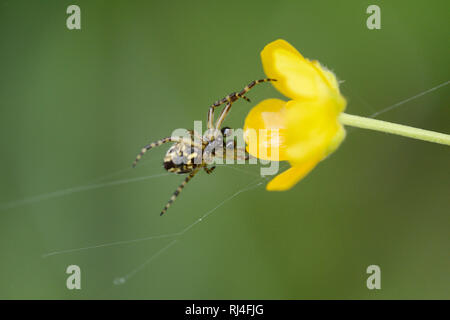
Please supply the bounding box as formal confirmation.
[244,39,347,191]
[244,40,450,191]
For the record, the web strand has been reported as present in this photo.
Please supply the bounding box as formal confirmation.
[42,232,180,258]
[0,171,170,212]
[368,80,449,118]
[113,240,178,285]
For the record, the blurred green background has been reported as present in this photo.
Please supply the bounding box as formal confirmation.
[0,0,449,299]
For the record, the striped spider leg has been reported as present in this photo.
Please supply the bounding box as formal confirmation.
[160,167,201,216]
[207,78,276,130]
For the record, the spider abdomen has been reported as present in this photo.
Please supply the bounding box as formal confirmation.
[163,142,203,174]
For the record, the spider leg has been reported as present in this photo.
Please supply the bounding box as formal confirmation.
[160,168,200,216]
[237,78,276,100]
[214,102,232,129]
[240,95,251,103]
[207,94,236,129]
[204,166,216,174]
[132,137,172,168]
[209,78,276,129]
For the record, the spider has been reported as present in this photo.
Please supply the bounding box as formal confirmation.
[132,78,276,216]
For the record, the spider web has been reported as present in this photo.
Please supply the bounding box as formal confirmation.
[1,80,448,287]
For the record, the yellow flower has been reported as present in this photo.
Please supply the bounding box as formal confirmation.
[244,39,347,191]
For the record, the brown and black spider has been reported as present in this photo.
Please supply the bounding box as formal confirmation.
[132,78,275,216]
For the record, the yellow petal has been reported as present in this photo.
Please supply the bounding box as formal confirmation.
[284,100,344,162]
[261,39,332,101]
[266,156,321,191]
[244,98,289,161]
[311,60,347,113]
[324,122,346,157]
[311,60,338,91]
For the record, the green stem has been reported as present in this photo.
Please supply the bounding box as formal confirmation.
[339,113,450,146]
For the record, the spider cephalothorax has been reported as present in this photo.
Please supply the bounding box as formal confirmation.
[132,78,275,215]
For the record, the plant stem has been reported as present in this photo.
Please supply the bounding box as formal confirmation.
[339,113,450,146]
